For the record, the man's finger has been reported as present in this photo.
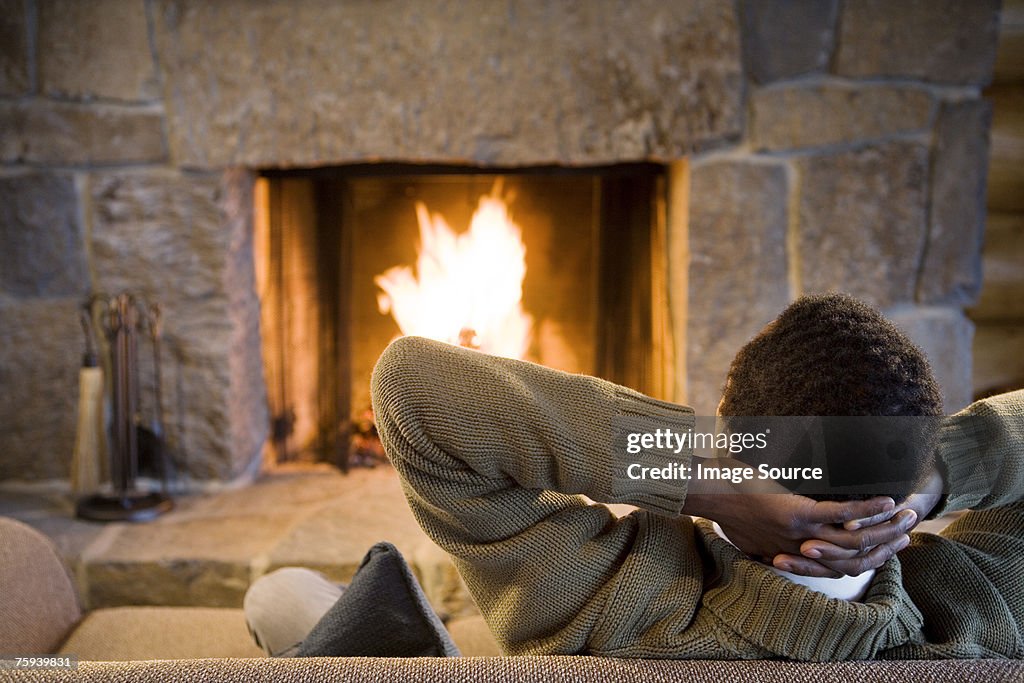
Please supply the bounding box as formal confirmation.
[812,535,911,576]
[853,509,917,550]
[772,553,843,579]
[843,506,899,530]
[811,509,916,552]
[810,496,895,525]
[798,539,860,561]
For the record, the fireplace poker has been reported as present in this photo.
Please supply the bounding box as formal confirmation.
[148,303,172,494]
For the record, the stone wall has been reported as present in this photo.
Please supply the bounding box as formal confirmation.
[0,0,999,483]
[686,0,998,415]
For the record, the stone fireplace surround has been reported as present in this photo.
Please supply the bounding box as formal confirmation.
[0,0,999,486]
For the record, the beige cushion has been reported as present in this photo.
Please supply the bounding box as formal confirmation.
[0,517,82,653]
[59,607,264,661]
[446,615,502,657]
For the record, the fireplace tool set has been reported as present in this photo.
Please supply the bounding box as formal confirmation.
[74,292,174,522]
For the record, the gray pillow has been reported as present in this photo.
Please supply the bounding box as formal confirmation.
[295,541,461,657]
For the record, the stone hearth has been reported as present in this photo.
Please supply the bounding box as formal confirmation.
[0,465,479,619]
[0,0,1001,486]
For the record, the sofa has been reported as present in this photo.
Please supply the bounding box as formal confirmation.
[2,516,1022,682]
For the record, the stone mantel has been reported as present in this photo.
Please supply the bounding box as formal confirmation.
[152,0,744,169]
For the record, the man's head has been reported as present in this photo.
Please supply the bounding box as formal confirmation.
[718,293,943,503]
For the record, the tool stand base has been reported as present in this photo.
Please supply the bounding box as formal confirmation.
[76,491,174,522]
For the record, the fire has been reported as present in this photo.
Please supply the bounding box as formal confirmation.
[375,182,533,359]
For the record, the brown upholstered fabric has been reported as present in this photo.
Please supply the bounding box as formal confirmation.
[0,517,81,654]
[12,656,1024,682]
[58,607,264,661]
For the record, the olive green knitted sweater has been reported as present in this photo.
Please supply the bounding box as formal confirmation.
[371,336,1024,661]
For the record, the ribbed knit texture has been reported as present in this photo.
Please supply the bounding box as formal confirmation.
[371,337,1024,661]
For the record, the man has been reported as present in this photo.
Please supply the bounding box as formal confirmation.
[371,293,1023,659]
[707,292,945,575]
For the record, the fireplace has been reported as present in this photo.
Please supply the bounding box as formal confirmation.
[254,164,678,467]
[0,0,998,487]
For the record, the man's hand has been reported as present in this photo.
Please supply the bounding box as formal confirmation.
[774,466,944,577]
[682,457,917,575]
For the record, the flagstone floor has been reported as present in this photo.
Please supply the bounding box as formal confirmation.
[0,464,476,619]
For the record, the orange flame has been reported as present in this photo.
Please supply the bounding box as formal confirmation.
[375,183,533,359]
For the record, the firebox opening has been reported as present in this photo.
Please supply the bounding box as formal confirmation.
[254,163,678,471]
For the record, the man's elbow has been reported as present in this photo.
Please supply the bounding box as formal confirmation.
[371,336,414,410]
[370,335,444,429]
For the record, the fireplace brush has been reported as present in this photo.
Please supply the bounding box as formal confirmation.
[75,292,174,522]
[70,308,105,495]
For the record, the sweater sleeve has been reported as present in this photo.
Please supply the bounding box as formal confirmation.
[370,336,698,654]
[898,391,1024,656]
[930,390,1024,518]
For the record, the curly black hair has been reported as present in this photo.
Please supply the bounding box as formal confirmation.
[718,293,943,502]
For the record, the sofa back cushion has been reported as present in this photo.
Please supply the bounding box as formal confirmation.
[0,517,82,653]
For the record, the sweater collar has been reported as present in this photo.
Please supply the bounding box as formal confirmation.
[695,518,924,661]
